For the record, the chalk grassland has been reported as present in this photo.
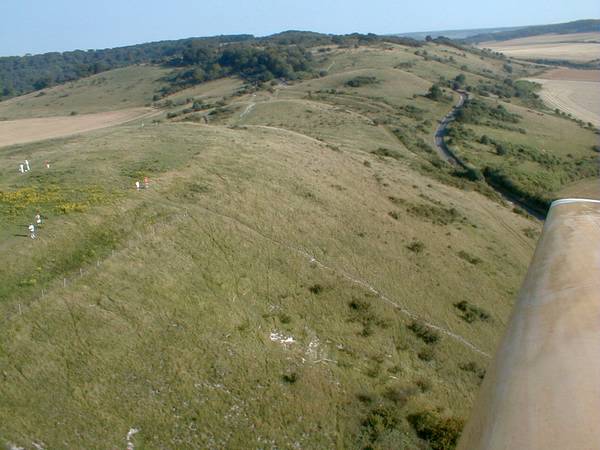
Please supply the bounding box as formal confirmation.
[0,42,549,448]
[0,120,537,449]
[0,108,156,148]
[0,65,170,119]
[479,32,600,62]
[447,98,599,202]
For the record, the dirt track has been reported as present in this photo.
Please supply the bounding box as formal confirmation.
[0,108,156,148]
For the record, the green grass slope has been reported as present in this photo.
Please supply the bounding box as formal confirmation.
[0,65,170,119]
[0,121,536,449]
[3,39,589,448]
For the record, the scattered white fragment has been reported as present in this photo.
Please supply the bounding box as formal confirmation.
[270,332,295,345]
[126,428,139,450]
[306,338,320,360]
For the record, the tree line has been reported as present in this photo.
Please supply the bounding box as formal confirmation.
[0,31,421,100]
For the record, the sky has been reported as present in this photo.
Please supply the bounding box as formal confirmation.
[1,0,598,56]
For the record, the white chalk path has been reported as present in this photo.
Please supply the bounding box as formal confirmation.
[193,205,491,358]
[239,103,255,119]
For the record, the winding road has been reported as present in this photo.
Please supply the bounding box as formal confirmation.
[433,91,546,220]
[434,91,468,166]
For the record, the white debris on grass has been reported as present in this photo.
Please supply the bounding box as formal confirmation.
[126,428,139,450]
[306,338,321,361]
[270,331,295,345]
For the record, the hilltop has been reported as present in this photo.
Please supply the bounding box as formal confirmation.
[0,33,598,448]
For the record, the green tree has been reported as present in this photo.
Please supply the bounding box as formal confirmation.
[426,84,443,101]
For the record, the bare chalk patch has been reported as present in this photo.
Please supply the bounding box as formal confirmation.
[270,331,296,345]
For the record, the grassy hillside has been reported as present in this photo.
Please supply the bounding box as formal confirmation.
[3,37,594,448]
[445,96,599,209]
[0,122,536,449]
[0,65,170,119]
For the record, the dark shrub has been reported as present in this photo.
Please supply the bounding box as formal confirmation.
[408,321,440,344]
[407,411,464,450]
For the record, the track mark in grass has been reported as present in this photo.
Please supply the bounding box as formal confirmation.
[193,204,491,358]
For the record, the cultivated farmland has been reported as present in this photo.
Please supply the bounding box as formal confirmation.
[479,32,600,63]
[526,69,600,127]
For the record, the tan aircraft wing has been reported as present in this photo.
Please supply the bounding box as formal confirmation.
[458,198,600,450]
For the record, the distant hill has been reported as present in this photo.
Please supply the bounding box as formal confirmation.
[463,19,600,43]
[0,31,420,101]
[396,26,525,41]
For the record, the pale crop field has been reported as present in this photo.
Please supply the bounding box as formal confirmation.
[0,107,156,148]
[479,32,600,62]
[525,69,600,126]
[558,177,600,199]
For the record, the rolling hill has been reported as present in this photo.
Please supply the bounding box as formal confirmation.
[463,18,600,43]
[0,34,598,448]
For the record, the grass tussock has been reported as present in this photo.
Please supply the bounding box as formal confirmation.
[406,203,462,225]
[453,300,490,323]
[408,320,440,344]
[407,411,464,450]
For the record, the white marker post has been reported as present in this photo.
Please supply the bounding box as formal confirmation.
[25,160,30,171]
[19,164,24,173]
